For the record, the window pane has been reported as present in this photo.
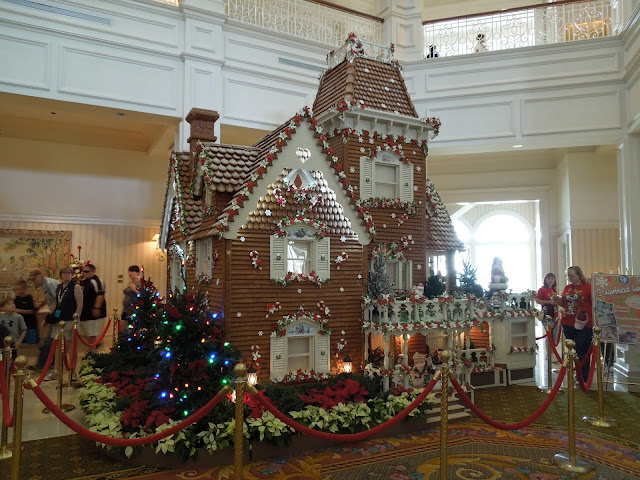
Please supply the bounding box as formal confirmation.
[288,240,311,274]
[476,244,531,292]
[385,262,398,287]
[377,164,396,183]
[288,337,310,371]
[476,215,529,243]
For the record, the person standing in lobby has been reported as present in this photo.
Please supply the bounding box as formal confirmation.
[79,263,106,353]
[28,269,60,369]
[553,266,593,382]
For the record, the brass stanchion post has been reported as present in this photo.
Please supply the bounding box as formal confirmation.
[234,363,246,480]
[1,335,13,459]
[438,350,450,480]
[112,307,119,348]
[65,314,79,390]
[553,339,594,473]
[583,326,616,427]
[10,356,27,480]
[540,317,562,394]
[43,322,74,414]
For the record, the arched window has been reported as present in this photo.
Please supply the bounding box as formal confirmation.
[473,214,533,292]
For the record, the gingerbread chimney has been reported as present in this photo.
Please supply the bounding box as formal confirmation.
[186,108,219,145]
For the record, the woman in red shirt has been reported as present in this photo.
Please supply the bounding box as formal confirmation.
[536,272,559,339]
[553,266,593,381]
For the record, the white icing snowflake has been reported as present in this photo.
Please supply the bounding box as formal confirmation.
[416,166,421,172]
[418,200,422,205]
[390,79,395,83]
[413,186,418,191]
[368,87,373,92]
[297,288,302,294]
[595,277,609,288]
[240,236,245,242]
[349,167,356,173]
[417,264,423,270]
[236,312,242,318]
[411,240,415,245]
[359,99,364,104]
[341,330,345,335]
[391,213,396,219]
[364,68,370,73]
[258,331,263,336]
[340,235,347,242]
[381,103,387,108]
[357,274,362,280]
[265,209,272,216]
[384,87,390,91]
[216,278,220,285]
[383,224,387,228]
[408,235,413,240]
[360,147,365,153]
[394,110,400,115]
[340,287,344,292]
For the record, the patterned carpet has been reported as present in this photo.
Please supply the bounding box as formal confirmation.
[2,386,639,480]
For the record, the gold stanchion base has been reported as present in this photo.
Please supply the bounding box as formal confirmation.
[538,385,563,394]
[0,446,12,459]
[42,404,76,414]
[582,416,617,427]
[553,453,595,473]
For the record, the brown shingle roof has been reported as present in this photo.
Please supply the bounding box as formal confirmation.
[425,178,465,252]
[177,153,203,233]
[313,57,418,118]
[200,144,259,193]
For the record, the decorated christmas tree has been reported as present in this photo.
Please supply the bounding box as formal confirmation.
[424,273,446,298]
[455,256,484,298]
[116,278,163,351]
[367,250,393,299]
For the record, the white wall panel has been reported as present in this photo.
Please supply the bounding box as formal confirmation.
[571,227,621,277]
[427,101,515,141]
[58,46,178,110]
[223,75,311,127]
[0,219,167,316]
[0,34,49,90]
[424,50,620,93]
[521,90,622,135]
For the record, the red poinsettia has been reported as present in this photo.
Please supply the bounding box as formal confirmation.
[298,379,369,410]
[145,407,175,429]
[122,399,149,428]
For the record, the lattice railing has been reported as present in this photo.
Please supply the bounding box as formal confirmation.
[423,0,618,58]
[225,0,383,46]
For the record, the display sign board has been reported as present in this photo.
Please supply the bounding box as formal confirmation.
[592,274,640,345]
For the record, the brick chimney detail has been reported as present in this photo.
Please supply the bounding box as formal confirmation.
[186,108,219,144]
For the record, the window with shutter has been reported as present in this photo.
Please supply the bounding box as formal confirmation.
[400,162,414,202]
[270,335,286,381]
[382,260,413,291]
[314,333,330,373]
[270,236,287,279]
[360,157,374,198]
[315,237,330,279]
[206,238,213,274]
[170,243,186,292]
[361,153,413,201]
[270,228,330,282]
[269,320,330,380]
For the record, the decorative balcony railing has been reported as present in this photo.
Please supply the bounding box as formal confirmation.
[423,0,618,58]
[225,0,383,46]
[362,292,537,333]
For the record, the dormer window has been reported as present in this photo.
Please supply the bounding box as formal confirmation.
[360,152,413,201]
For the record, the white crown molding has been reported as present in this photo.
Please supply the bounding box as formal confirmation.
[0,213,160,228]
[569,221,620,230]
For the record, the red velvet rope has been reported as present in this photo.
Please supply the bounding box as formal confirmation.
[28,383,227,447]
[0,359,13,427]
[575,346,597,391]
[547,332,564,363]
[451,366,567,430]
[63,333,79,372]
[253,377,438,443]
[554,322,562,346]
[33,339,59,387]
[577,344,595,368]
[75,319,112,348]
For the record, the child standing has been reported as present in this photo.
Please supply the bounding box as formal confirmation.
[0,297,27,360]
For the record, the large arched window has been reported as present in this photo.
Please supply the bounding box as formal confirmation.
[472,213,533,292]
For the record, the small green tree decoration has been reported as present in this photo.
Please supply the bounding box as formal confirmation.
[455,256,484,298]
[424,273,446,298]
[367,251,393,299]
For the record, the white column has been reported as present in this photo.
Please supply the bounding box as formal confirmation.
[376,0,424,62]
[615,133,640,392]
[175,1,227,151]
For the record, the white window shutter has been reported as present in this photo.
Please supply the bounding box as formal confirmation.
[315,237,330,279]
[400,162,414,202]
[270,336,287,381]
[270,235,287,279]
[314,333,330,374]
[360,157,374,198]
[206,238,213,275]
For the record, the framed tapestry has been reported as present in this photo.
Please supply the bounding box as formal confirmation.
[0,229,71,296]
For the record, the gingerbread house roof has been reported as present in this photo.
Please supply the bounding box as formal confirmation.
[312,57,418,118]
[206,116,366,239]
[199,144,259,193]
[424,178,465,252]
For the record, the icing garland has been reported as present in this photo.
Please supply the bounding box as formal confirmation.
[274,213,328,239]
[195,273,211,285]
[371,240,407,261]
[355,198,418,216]
[169,152,188,235]
[272,271,329,288]
[508,345,536,354]
[272,306,331,336]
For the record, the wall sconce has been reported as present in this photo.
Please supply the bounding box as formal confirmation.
[342,354,353,374]
[247,365,258,386]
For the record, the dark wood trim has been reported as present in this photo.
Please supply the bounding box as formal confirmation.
[304,0,384,23]
[423,0,602,25]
